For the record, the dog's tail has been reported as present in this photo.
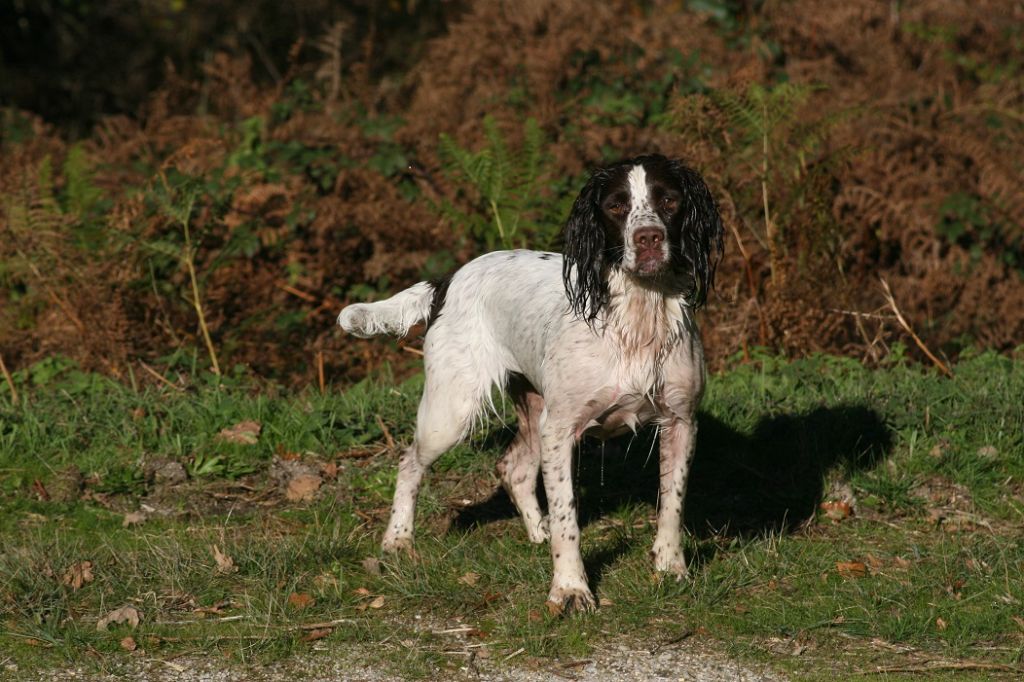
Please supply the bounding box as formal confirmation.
[337,281,438,338]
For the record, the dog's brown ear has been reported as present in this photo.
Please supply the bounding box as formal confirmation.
[562,168,609,325]
[668,160,724,308]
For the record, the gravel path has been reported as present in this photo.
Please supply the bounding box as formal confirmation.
[13,639,785,681]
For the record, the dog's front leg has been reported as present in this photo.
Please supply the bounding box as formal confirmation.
[651,417,697,578]
[540,424,595,614]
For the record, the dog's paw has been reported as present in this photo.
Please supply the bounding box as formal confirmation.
[546,585,597,616]
[525,515,550,544]
[381,534,415,555]
[651,545,689,580]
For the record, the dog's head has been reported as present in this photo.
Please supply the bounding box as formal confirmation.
[562,154,724,323]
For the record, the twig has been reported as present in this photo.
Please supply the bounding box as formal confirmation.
[375,414,396,451]
[291,618,356,631]
[856,661,1023,675]
[155,615,247,625]
[0,353,18,405]
[560,659,593,669]
[19,255,86,332]
[879,278,953,377]
[828,307,889,320]
[761,100,782,290]
[503,647,526,662]
[183,241,220,376]
[433,626,478,635]
[727,218,758,298]
[317,351,325,394]
[648,629,693,654]
[139,361,185,391]
[275,281,318,303]
[146,659,187,673]
[401,346,424,357]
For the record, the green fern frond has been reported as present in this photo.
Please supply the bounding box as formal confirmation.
[63,144,103,217]
[437,116,549,251]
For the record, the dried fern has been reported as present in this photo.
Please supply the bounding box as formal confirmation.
[673,82,856,289]
[1,154,85,330]
[314,21,346,105]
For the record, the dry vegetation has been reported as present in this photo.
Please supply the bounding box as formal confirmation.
[2,0,1023,384]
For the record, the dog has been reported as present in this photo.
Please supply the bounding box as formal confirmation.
[338,154,723,613]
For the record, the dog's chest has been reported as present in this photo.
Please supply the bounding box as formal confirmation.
[575,319,688,439]
[581,390,660,438]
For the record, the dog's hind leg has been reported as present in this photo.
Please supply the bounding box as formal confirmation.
[381,367,480,554]
[496,376,548,544]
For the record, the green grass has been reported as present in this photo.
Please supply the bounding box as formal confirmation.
[1,352,1023,678]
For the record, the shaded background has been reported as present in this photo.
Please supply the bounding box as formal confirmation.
[1,0,1022,386]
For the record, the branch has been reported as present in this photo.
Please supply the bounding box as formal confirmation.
[879,278,952,377]
[0,352,18,405]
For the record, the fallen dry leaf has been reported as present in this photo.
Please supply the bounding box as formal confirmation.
[478,591,503,605]
[320,462,338,479]
[122,511,146,528]
[353,587,371,597]
[285,473,322,502]
[211,545,238,574]
[217,420,262,445]
[120,636,137,651]
[97,605,142,631]
[32,479,50,501]
[458,571,480,586]
[277,449,301,461]
[361,557,381,576]
[836,561,868,579]
[977,445,998,459]
[819,500,853,521]
[599,597,615,607]
[936,617,948,631]
[355,594,385,612]
[929,439,950,459]
[314,572,339,590]
[62,561,94,590]
[544,600,563,617]
[301,627,333,642]
[288,592,315,609]
[528,609,543,623]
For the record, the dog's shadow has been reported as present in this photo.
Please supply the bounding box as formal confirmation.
[452,405,893,582]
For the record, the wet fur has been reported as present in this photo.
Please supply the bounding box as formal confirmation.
[338,154,724,613]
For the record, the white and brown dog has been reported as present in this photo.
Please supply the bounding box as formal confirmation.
[339,154,724,613]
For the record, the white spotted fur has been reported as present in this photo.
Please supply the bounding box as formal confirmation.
[338,165,707,613]
[623,165,669,271]
[338,281,434,338]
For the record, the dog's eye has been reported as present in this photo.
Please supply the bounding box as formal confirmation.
[661,196,678,211]
[607,202,626,215]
